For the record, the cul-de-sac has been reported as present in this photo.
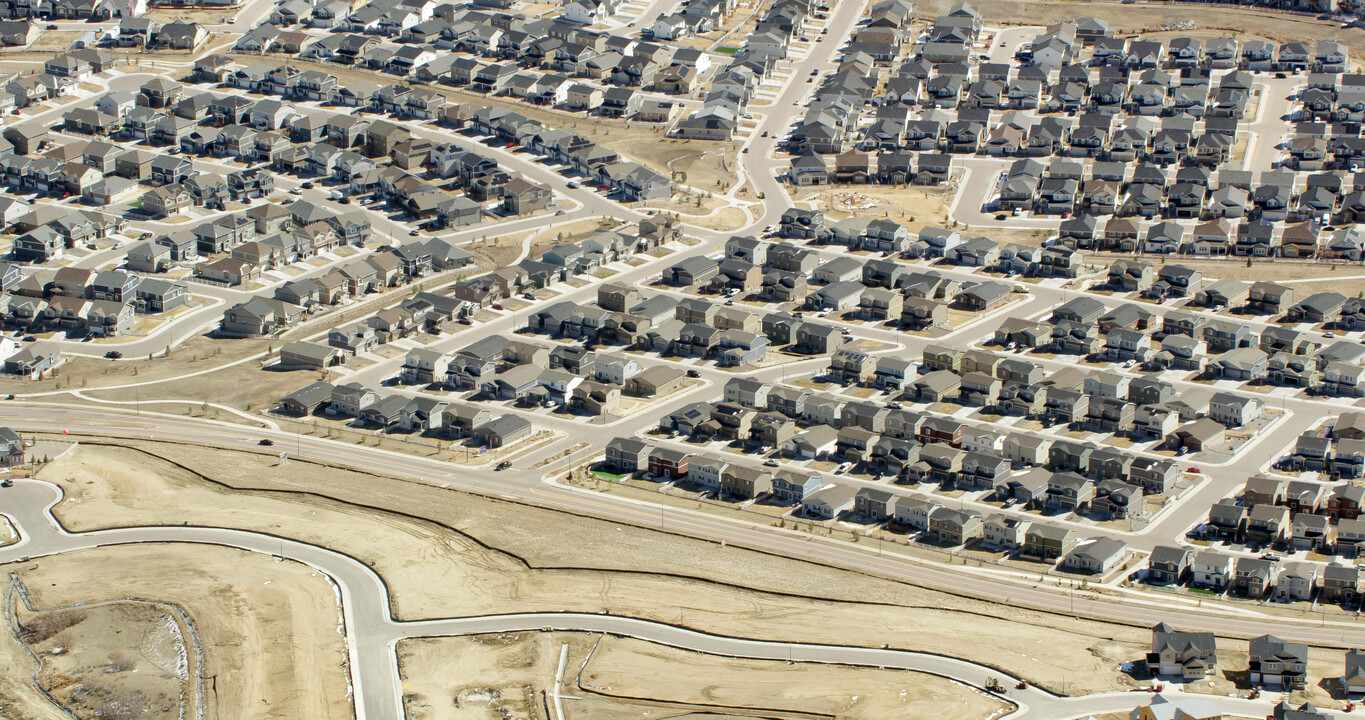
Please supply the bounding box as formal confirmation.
[6,0,1365,718]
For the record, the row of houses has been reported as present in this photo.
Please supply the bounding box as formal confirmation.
[278,380,534,447]
[603,434,1131,572]
[219,236,473,336]
[1152,541,1365,609]
[234,0,711,106]
[0,265,188,337]
[1284,411,1365,479]
[675,0,837,139]
[699,371,1187,493]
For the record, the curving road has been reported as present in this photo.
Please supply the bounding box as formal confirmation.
[0,478,1320,720]
[4,402,1365,655]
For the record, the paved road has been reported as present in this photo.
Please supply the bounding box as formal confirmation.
[0,477,1322,720]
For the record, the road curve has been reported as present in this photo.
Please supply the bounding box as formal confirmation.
[0,477,1324,720]
[0,478,1053,718]
[7,405,1365,650]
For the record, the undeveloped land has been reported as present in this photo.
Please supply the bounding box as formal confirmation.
[22,440,1349,705]
[399,632,1010,720]
[13,600,189,720]
[2,542,352,720]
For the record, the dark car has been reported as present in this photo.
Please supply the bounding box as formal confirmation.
[104,350,122,359]
[686,369,701,378]
[0,478,11,488]
[495,461,512,471]
[259,439,274,446]
[301,181,315,189]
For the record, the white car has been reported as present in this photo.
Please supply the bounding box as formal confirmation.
[834,462,852,475]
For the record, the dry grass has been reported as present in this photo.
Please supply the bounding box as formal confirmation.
[400,632,1010,720]
[6,542,351,720]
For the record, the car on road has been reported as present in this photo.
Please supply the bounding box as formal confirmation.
[566,181,580,189]
[301,181,314,189]
[104,351,122,359]
[810,69,819,76]
[22,336,35,342]
[496,461,512,471]
[288,188,302,195]
[258,439,274,446]
[1325,332,1336,338]
[337,196,351,204]
[1186,466,1201,473]
[555,209,566,215]
[761,130,769,137]
[0,478,11,488]
[686,369,701,378]
[742,147,748,153]
[764,459,779,467]
[409,229,419,236]
[1261,552,1282,561]
[45,23,57,29]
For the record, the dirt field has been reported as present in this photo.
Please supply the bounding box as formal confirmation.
[0,331,269,398]
[0,442,1214,697]
[13,600,190,720]
[581,635,1008,720]
[400,632,1010,720]
[795,185,955,229]
[2,542,352,720]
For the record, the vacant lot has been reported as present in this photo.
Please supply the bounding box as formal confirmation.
[2,542,351,720]
[582,634,1008,720]
[400,632,1010,720]
[14,600,190,720]
[27,442,1179,695]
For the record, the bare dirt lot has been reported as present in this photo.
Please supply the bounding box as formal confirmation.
[2,541,351,720]
[400,632,1011,720]
[8,440,1294,701]
[12,599,190,720]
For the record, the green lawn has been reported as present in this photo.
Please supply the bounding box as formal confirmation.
[715,46,739,55]
[593,469,628,481]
